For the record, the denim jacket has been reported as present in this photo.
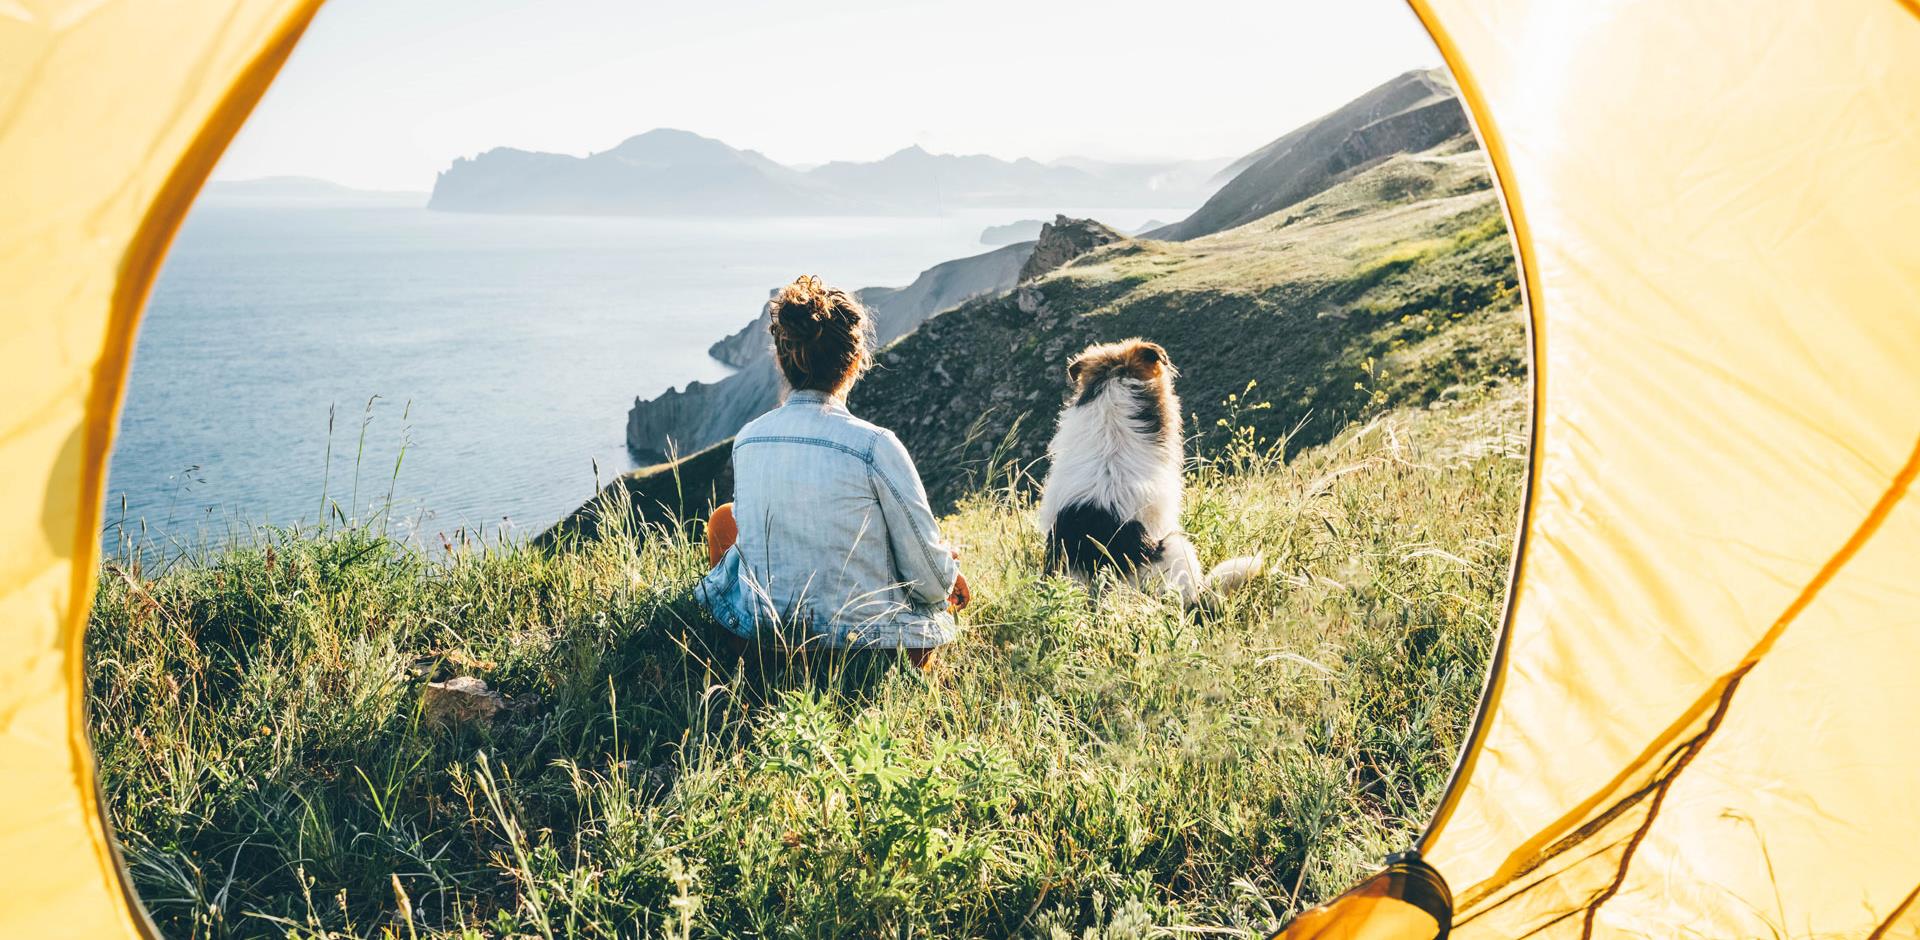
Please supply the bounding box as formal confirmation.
[695,389,961,650]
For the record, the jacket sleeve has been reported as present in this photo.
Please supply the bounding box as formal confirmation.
[868,430,960,606]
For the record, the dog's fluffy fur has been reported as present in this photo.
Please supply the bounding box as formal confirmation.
[1037,338,1262,605]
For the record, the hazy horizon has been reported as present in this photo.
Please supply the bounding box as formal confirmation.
[213,0,1441,192]
[210,133,1223,195]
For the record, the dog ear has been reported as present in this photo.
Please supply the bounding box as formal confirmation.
[1067,357,1087,384]
[1129,341,1175,377]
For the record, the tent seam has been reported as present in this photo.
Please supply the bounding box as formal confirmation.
[1456,435,1920,903]
[1867,880,1920,940]
[1576,666,1752,938]
[1734,435,1920,671]
[1453,835,1632,929]
[1453,673,1740,908]
[1514,903,1586,939]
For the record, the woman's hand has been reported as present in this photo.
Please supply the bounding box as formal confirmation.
[945,546,971,611]
[948,571,972,612]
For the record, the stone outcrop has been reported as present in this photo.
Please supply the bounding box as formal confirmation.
[423,676,504,728]
[1017,215,1127,283]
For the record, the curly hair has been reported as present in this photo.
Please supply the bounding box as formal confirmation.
[767,274,872,394]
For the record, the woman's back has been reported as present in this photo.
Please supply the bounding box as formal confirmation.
[697,389,958,651]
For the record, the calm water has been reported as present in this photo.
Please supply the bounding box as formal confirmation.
[109,204,1171,552]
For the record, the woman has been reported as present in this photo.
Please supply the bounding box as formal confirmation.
[696,275,969,669]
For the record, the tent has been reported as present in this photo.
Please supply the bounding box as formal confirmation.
[1,1,1913,936]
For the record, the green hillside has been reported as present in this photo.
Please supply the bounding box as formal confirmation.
[855,140,1521,509]
[89,381,1526,937]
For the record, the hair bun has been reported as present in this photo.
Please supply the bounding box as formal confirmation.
[773,282,823,338]
[766,274,872,393]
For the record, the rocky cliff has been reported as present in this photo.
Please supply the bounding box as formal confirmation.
[705,288,782,369]
[622,363,783,465]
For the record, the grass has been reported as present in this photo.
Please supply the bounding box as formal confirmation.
[89,380,1526,939]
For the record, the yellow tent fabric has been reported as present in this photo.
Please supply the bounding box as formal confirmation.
[1282,0,1920,937]
[0,1,321,936]
[2,0,1916,937]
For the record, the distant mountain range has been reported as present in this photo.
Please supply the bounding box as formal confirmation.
[427,129,1230,216]
[201,176,426,208]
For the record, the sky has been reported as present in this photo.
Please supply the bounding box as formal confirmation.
[214,0,1442,192]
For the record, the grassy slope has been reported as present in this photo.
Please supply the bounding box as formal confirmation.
[854,142,1523,510]
[89,380,1525,938]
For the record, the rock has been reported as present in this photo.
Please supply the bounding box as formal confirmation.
[1017,215,1126,283]
[1015,285,1045,315]
[423,676,504,728]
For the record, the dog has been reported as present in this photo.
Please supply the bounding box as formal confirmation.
[1036,338,1262,605]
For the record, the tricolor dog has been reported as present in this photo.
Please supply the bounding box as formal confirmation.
[1037,338,1262,604]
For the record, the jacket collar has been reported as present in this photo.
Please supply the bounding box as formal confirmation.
[785,388,848,411]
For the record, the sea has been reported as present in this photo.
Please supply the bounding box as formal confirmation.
[107,203,1176,554]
